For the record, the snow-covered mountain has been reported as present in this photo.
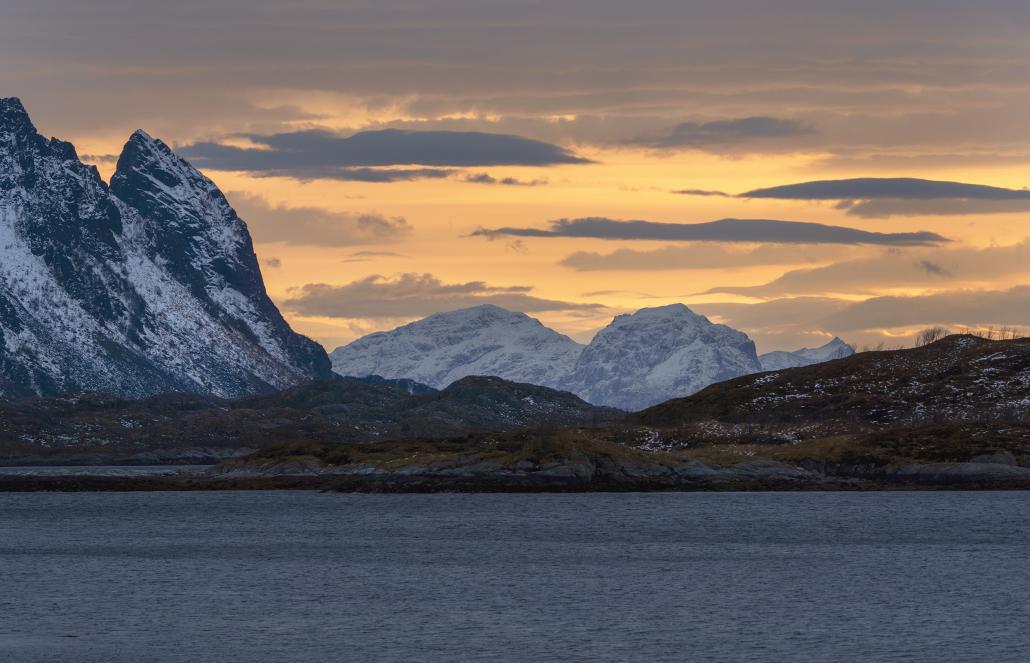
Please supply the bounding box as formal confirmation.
[330,304,584,389]
[332,303,771,411]
[758,337,854,371]
[0,97,329,398]
[561,304,763,410]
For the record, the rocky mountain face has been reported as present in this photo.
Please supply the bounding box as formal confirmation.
[330,304,584,390]
[0,98,329,398]
[758,337,854,371]
[0,374,619,464]
[332,303,768,411]
[637,334,1030,432]
[562,305,762,411]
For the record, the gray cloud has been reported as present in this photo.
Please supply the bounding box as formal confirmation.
[262,257,282,269]
[464,172,547,186]
[694,288,1030,351]
[341,251,409,263]
[743,177,1030,217]
[673,189,731,197]
[842,198,1030,218]
[282,273,604,318]
[918,260,952,277]
[472,217,949,246]
[229,191,412,247]
[561,243,849,271]
[179,128,588,181]
[703,240,1030,297]
[823,286,1030,332]
[744,177,1030,201]
[694,297,856,352]
[9,1,1030,166]
[630,117,812,150]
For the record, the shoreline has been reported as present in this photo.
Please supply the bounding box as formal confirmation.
[4,473,1030,493]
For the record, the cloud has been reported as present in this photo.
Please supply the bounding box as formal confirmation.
[742,177,1030,217]
[744,177,1030,201]
[918,260,952,277]
[822,286,1030,332]
[281,273,604,318]
[628,117,812,150]
[463,172,547,186]
[704,240,1030,297]
[179,128,589,181]
[694,297,856,351]
[229,192,412,247]
[262,257,282,269]
[673,189,731,197]
[841,198,1030,218]
[561,243,849,271]
[472,217,949,246]
[340,251,409,263]
[695,288,1030,352]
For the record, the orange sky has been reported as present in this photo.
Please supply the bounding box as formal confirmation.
[5,1,1030,352]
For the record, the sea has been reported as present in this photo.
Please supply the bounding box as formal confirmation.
[2,490,1028,662]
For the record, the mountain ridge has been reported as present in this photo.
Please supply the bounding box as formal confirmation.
[0,97,329,398]
[332,302,843,410]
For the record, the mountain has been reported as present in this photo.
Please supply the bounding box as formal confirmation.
[562,304,762,410]
[330,304,584,389]
[331,303,810,411]
[0,375,619,464]
[758,337,854,371]
[0,97,329,398]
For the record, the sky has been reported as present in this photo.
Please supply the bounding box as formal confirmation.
[3,0,1030,352]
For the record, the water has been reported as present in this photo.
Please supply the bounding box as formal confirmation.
[2,492,1028,662]
[0,465,211,477]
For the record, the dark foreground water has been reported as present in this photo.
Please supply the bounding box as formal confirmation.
[2,492,1029,663]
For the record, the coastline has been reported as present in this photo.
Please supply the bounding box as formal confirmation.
[4,470,1030,492]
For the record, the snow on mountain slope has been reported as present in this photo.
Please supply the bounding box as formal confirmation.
[330,304,584,389]
[0,97,329,398]
[759,337,854,371]
[332,303,854,411]
[561,304,762,411]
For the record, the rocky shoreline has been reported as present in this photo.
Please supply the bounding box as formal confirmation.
[6,454,1030,492]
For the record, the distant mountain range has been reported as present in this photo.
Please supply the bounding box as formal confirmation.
[757,337,853,371]
[0,98,328,398]
[331,304,853,410]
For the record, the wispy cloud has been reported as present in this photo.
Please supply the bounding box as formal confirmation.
[464,172,547,186]
[561,243,848,271]
[282,273,603,318]
[230,192,412,247]
[672,189,731,197]
[628,117,812,149]
[472,217,949,246]
[703,240,1030,297]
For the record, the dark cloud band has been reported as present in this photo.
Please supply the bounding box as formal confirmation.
[180,128,589,181]
[743,177,1030,200]
[472,217,949,246]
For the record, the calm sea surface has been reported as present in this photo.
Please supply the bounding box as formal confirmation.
[2,491,1029,662]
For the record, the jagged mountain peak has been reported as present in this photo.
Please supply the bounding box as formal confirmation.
[0,97,32,131]
[0,99,329,398]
